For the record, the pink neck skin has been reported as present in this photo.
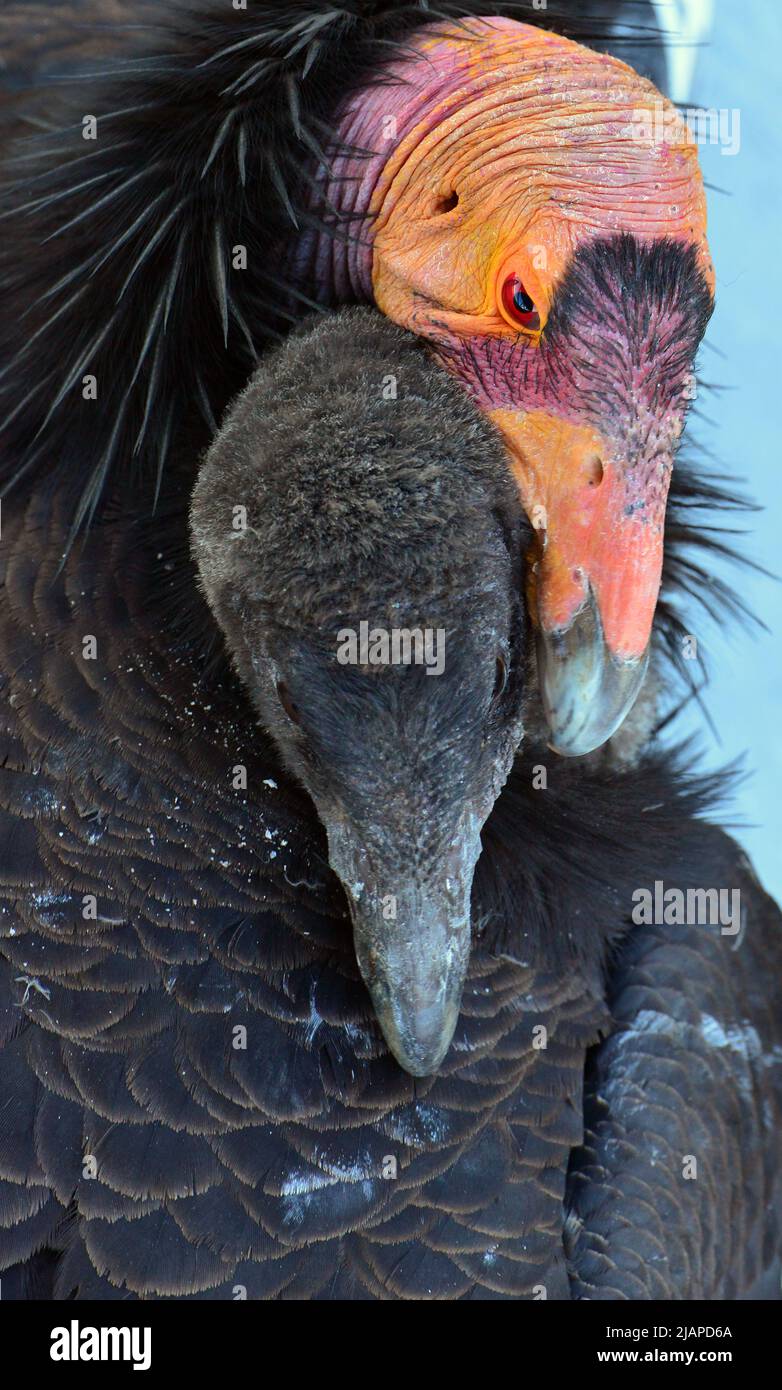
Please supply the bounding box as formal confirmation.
[289,18,534,302]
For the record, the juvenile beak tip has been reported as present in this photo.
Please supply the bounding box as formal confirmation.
[361,939,468,1077]
[346,893,473,1078]
[329,824,482,1079]
[379,995,461,1077]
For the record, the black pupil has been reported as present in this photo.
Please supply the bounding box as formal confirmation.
[513,285,534,315]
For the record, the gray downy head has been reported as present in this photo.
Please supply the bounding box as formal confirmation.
[190,308,531,1076]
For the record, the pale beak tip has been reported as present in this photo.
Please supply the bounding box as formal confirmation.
[379,997,461,1077]
[537,590,650,756]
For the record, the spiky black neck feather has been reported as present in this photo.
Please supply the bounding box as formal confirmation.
[0,2,664,519]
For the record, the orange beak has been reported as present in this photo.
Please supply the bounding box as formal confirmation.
[491,407,662,754]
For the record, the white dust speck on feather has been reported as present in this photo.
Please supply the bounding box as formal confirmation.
[614,1008,763,1063]
[383,1101,452,1149]
[699,1013,762,1059]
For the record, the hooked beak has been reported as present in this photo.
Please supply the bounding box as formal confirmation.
[536,588,649,755]
[490,407,664,754]
[326,819,480,1076]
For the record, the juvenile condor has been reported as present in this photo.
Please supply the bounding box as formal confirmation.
[0,306,780,1300]
[0,1,779,1301]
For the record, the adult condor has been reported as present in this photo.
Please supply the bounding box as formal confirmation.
[0,1,779,1301]
[1,0,711,752]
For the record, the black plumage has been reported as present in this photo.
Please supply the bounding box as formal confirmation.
[0,0,780,1301]
[1,302,780,1299]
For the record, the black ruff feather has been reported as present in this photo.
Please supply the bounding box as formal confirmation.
[0,1,667,526]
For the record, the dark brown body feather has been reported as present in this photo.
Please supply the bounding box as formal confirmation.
[0,471,780,1299]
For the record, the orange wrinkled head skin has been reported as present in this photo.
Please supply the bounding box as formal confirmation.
[370,17,712,337]
[359,17,714,658]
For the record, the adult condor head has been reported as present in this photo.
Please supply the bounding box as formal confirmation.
[293,16,715,752]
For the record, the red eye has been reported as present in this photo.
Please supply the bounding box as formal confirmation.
[501,274,541,331]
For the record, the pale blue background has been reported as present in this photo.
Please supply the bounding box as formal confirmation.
[670,0,781,899]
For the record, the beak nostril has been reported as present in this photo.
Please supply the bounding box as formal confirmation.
[585,454,604,487]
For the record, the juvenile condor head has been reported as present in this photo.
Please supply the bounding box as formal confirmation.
[297,16,715,752]
[191,309,529,1076]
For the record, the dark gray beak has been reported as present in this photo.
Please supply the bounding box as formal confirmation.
[537,588,649,756]
[327,820,481,1076]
